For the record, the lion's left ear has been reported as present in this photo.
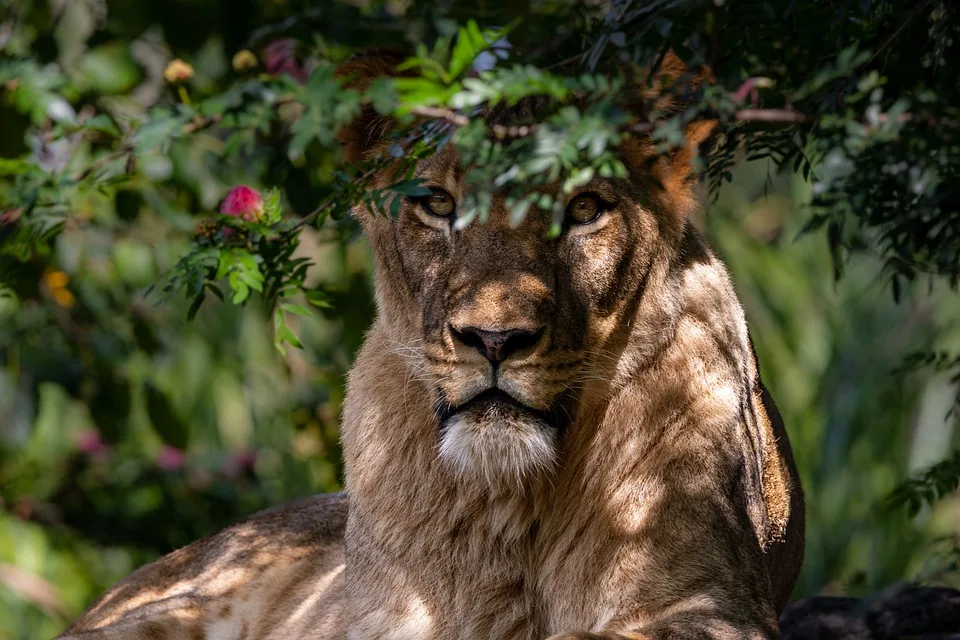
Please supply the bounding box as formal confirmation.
[621,51,717,219]
[335,48,409,163]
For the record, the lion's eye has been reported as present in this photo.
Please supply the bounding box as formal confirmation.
[421,189,456,218]
[566,193,604,225]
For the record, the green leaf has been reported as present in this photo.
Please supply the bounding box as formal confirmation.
[76,43,142,95]
[276,324,302,350]
[144,382,189,449]
[78,114,122,137]
[133,111,189,153]
[272,308,304,355]
[305,288,335,308]
[368,77,398,114]
[231,282,250,304]
[0,158,33,176]
[393,77,455,109]
[262,188,283,224]
[508,196,533,227]
[389,178,431,197]
[449,20,486,79]
[280,302,311,317]
[238,271,264,292]
[186,292,205,321]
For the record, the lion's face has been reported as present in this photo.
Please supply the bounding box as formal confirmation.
[361,143,688,488]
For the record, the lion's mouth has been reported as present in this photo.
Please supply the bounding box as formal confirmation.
[454,388,531,413]
[436,388,570,433]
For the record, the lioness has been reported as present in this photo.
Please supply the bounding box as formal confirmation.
[59,52,804,640]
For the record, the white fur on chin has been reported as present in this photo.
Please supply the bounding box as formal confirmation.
[437,403,558,490]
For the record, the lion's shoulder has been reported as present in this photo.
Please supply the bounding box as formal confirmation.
[59,493,348,638]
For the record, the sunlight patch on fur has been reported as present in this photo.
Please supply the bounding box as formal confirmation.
[290,564,344,620]
[208,611,249,640]
[609,476,662,535]
[348,594,434,640]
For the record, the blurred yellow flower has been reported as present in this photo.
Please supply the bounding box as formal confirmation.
[43,270,69,290]
[232,49,258,71]
[53,289,76,309]
[163,59,194,83]
[43,270,75,309]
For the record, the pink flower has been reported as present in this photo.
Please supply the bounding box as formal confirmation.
[263,39,307,84]
[76,429,109,460]
[221,448,258,479]
[156,445,185,471]
[220,185,263,222]
[0,209,21,226]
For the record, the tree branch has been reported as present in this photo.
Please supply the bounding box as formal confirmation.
[408,104,954,139]
[409,104,813,138]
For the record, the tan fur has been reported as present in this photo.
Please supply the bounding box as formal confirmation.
[58,495,347,639]
[59,53,803,640]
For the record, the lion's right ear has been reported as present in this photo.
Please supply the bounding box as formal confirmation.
[620,51,717,220]
[335,49,409,163]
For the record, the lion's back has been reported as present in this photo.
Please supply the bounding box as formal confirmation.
[58,493,348,640]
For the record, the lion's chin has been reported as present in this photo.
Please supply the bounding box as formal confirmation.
[438,392,559,490]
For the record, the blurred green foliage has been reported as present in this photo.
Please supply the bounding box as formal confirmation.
[1,1,959,639]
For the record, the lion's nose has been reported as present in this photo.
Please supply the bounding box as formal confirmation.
[450,325,545,363]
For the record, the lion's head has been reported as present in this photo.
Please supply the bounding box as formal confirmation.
[338,52,714,489]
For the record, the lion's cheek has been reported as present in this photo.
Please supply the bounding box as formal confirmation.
[564,229,633,312]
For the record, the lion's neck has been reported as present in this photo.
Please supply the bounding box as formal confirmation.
[604,224,750,390]
[341,334,552,635]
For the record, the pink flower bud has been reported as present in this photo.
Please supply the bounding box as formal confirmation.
[220,185,264,222]
[156,445,185,471]
[221,448,258,479]
[0,209,21,226]
[76,429,109,459]
[263,39,307,84]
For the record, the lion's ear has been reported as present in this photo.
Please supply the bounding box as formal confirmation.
[622,51,717,218]
[632,50,716,144]
[335,48,409,163]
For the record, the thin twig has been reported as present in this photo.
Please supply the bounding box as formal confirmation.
[70,146,133,182]
[866,0,932,67]
[290,164,382,232]
[410,103,955,138]
[732,109,809,123]
[409,104,813,139]
[543,52,584,71]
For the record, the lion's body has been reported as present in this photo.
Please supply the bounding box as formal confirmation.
[60,53,806,640]
[60,226,803,640]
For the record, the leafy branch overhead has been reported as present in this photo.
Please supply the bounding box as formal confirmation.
[888,451,960,517]
[2,3,959,449]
